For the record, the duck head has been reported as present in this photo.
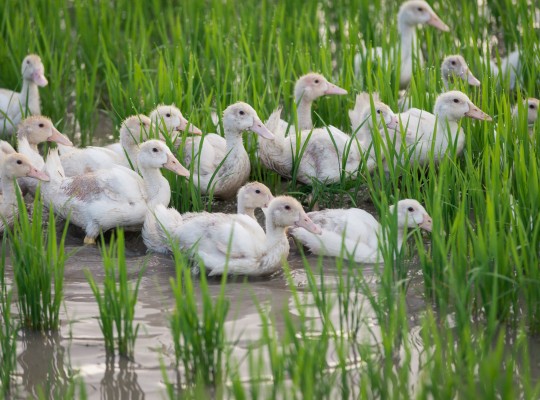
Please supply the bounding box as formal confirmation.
[21,54,48,87]
[137,140,189,177]
[294,73,347,103]
[390,199,432,232]
[17,116,73,146]
[1,153,49,181]
[223,102,274,139]
[441,55,480,86]
[434,91,492,122]
[398,0,450,32]
[150,104,202,135]
[267,196,321,234]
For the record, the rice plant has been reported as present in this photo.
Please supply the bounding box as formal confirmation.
[85,230,145,358]
[7,189,68,331]
[0,238,17,395]
[168,245,230,391]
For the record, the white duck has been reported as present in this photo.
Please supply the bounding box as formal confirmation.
[146,196,321,276]
[259,95,403,184]
[291,199,432,263]
[391,91,492,166]
[16,116,73,194]
[349,92,414,168]
[488,50,520,90]
[354,0,450,89]
[42,140,189,245]
[149,104,202,140]
[0,153,50,234]
[143,181,274,254]
[183,102,274,199]
[0,55,48,135]
[60,114,152,175]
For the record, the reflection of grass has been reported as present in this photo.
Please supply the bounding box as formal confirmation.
[0,239,17,395]
[7,190,68,331]
[85,230,145,358]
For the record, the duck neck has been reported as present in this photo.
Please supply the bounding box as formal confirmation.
[121,136,140,169]
[254,219,290,275]
[398,22,417,62]
[224,127,246,156]
[19,78,40,115]
[237,198,255,219]
[296,97,313,130]
[1,174,18,205]
[139,166,170,207]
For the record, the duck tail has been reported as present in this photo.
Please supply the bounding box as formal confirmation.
[44,148,66,182]
[143,204,182,253]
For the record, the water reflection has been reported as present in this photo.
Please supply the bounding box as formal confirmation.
[17,331,73,398]
[100,356,144,400]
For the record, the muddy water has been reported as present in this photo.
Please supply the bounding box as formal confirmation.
[2,212,431,399]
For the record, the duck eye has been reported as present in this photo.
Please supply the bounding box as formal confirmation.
[285,205,291,210]
[166,113,171,118]
[255,189,261,194]
[408,207,414,212]
[16,160,22,165]
[453,99,459,103]
[239,110,245,115]
[451,61,456,66]
[152,147,159,152]
[38,123,44,128]
[26,60,30,64]
[530,104,536,109]
[376,109,381,114]
[417,7,423,11]
[314,79,320,84]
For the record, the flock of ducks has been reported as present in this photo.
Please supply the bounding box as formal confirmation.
[0,0,538,276]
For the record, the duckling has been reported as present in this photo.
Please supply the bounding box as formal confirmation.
[0,55,48,135]
[355,0,450,89]
[146,196,321,276]
[291,199,432,263]
[0,153,50,233]
[42,140,189,245]
[143,181,274,254]
[183,102,274,199]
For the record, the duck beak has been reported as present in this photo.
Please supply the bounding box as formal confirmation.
[427,13,450,32]
[460,68,481,86]
[295,213,322,235]
[250,118,275,140]
[324,83,348,96]
[465,102,492,121]
[418,214,433,232]
[48,127,73,146]
[176,117,203,135]
[32,70,48,87]
[264,194,275,208]
[163,153,190,177]
[27,167,50,182]
[386,115,399,130]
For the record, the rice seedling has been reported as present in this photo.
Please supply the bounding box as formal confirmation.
[85,230,145,358]
[167,245,230,390]
[6,189,68,331]
[0,238,17,396]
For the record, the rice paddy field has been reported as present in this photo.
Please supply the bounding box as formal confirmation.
[1,0,540,398]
